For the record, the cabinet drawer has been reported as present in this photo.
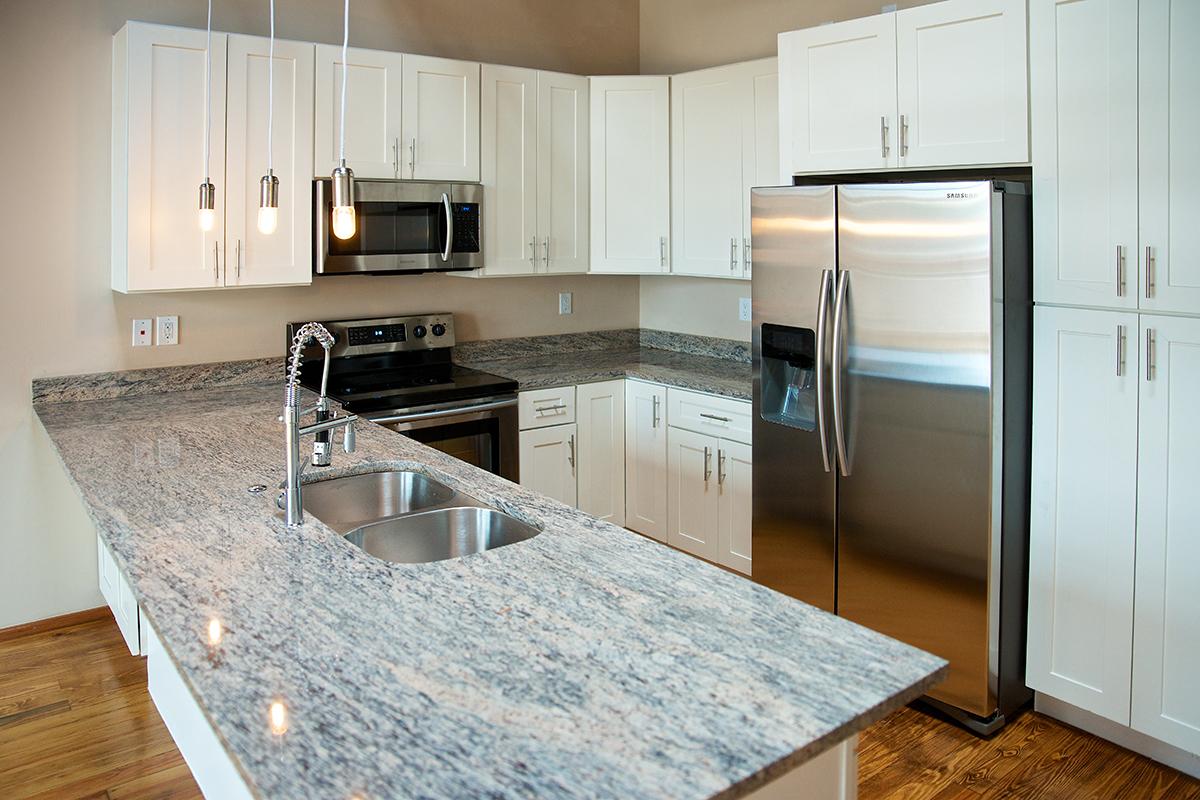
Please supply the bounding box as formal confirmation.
[667,388,752,445]
[519,386,577,429]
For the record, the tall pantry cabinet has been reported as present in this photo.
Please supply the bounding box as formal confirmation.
[1027,0,1200,761]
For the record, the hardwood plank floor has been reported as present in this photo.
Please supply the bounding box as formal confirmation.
[1,615,1196,799]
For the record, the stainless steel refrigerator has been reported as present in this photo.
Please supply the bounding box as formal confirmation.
[750,179,1032,734]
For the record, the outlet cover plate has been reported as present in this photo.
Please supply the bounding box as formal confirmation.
[558,292,573,315]
[156,315,179,346]
[132,318,152,347]
[738,297,752,322]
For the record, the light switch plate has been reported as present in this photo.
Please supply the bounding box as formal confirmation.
[738,297,752,322]
[132,318,152,347]
[558,292,573,315]
[156,315,179,346]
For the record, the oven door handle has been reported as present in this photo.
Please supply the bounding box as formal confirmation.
[440,192,453,263]
[368,397,517,425]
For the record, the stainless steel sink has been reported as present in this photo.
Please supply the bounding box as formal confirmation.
[301,470,455,534]
[345,507,541,564]
[301,469,541,563]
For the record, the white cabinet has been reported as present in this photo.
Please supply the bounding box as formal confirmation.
[1131,315,1200,753]
[671,58,777,280]
[778,0,1028,176]
[97,534,142,657]
[518,423,578,508]
[402,54,480,182]
[576,380,625,525]
[1031,0,1139,308]
[667,427,721,563]
[113,23,228,292]
[894,0,1028,168]
[589,76,671,274]
[224,34,314,287]
[1027,306,1139,723]
[314,44,404,179]
[479,67,588,277]
[717,439,753,575]
[625,381,669,542]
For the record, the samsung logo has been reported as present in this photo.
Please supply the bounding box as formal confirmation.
[946,191,977,199]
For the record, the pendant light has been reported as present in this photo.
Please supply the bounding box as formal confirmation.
[198,0,216,231]
[257,0,279,235]
[331,0,356,240]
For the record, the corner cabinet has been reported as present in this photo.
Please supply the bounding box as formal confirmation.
[589,76,671,274]
[778,0,1028,176]
[112,23,313,292]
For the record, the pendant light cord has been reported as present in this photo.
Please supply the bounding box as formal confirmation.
[267,0,275,173]
[338,0,349,163]
[203,0,212,181]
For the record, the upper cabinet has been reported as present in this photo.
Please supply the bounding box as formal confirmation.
[314,48,479,181]
[589,76,671,274]
[1033,0,1200,315]
[671,58,778,280]
[112,23,311,292]
[477,66,588,277]
[778,0,1028,176]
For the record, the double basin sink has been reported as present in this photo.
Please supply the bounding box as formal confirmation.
[301,470,540,564]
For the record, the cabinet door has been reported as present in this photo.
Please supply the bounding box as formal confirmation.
[225,35,314,287]
[1030,0,1139,308]
[537,71,590,274]
[589,76,670,274]
[741,58,779,277]
[97,536,140,657]
[481,65,537,276]
[1132,315,1200,753]
[1027,306,1139,724]
[116,23,227,292]
[895,0,1028,167]
[667,427,720,562]
[1138,0,1200,315]
[314,44,403,179]
[778,15,897,175]
[402,55,480,182]
[576,381,626,526]
[625,381,669,542]
[717,439,753,575]
[519,424,577,508]
[671,64,745,278]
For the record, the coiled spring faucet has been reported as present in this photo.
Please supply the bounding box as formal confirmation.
[282,323,358,527]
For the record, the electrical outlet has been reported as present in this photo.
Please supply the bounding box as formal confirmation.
[558,291,573,315]
[156,315,179,346]
[738,297,752,322]
[881,3,897,12]
[132,318,152,347]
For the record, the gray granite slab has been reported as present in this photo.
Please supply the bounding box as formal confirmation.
[31,357,280,404]
[36,382,944,800]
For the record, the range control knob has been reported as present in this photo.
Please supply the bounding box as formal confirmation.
[412,325,427,339]
[431,323,446,337]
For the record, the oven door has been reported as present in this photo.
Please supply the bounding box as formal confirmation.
[314,180,482,274]
[367,395,518,481]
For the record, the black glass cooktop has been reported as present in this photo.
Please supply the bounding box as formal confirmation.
[302,362,517,415]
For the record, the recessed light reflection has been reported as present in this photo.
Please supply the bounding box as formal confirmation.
[269,700,288,736]
[207,618,223,646]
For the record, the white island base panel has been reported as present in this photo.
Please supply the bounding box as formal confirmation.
[146,616,858,800]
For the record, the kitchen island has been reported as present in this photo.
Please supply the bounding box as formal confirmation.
[35,374,945,799]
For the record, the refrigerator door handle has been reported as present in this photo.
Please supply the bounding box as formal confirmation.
[815,269,833,474]
[831,269,851,477]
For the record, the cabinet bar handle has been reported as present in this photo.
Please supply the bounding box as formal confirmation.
[1146,328,1155,381]
[699,412,731,423]
[730,238,738,273]
[567,434,576,471]
[743,237,751,274]
[409,137,416,178]
[900,114,909,157]
[393,137,400,178]
[543,236,550,270]
[1116,324,1126,377]
[214,242,220,282]
[652,395,660,428]
[880,116,889,158]
[529,237,537,265]
[236,238,242,279]
[535,403,568,413]
[660,236,667,268]
[1145,246,1155,298]
[717,449,727,485]
[1116,244,1126,297]
[703,446,712,482]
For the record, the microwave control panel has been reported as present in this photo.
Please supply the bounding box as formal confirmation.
[451,204,480,253]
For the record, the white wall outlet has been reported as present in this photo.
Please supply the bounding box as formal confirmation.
[132,318,152,347]
[156,315,179,346]
[738,297,752,322]
[558,291,573,315]
[881,3,898,12]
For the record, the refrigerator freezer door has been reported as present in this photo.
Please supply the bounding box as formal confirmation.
[750,186,838,612]
[835,181,997,718]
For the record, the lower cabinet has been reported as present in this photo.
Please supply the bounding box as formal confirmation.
[576,380,625,525]
[625,380,669,541]
[97,534,144,657]
[667,427,753,573]
[518,422,578,507]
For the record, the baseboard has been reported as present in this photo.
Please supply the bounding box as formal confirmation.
[1035,692,1200,779]
[0,606,110,642]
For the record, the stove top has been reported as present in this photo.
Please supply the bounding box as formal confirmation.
[318,363,517,415]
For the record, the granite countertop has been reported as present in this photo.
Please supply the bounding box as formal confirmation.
[36,380,945,800]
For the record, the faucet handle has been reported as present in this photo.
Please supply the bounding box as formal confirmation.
[343,419,356,454]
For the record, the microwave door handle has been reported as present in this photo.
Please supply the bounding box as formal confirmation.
[440,192,453,262]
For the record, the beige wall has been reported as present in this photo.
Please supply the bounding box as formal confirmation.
[0,0,640,628]
[639,277,752,341]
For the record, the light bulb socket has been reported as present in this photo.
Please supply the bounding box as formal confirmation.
[332,161,354,209]
[198,180,216,211]
[259,171,279,209]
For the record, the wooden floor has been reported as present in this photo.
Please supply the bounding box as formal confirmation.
[2,616,1197,800]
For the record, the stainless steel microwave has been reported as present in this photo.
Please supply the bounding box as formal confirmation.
[313,179,483,275]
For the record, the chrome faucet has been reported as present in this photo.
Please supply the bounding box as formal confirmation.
[281,323,357,527]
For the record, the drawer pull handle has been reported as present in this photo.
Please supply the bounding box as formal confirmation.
[699,413,731,423]
[703,446,712,482]
[535,403,568,414]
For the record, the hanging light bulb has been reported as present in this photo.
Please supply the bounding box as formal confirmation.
[199,0,216,231]
[199,181,216,231]
[257,0,280,236]
[330,0,356,240]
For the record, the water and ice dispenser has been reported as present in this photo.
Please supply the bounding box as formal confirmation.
[759,323,818,431]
